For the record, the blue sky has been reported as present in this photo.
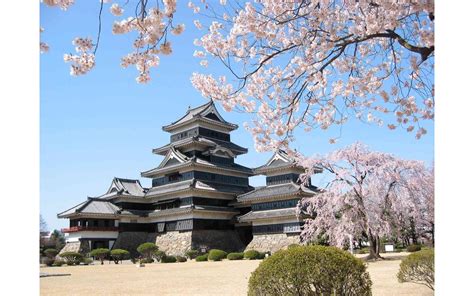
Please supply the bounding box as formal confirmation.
[40,1,433,231]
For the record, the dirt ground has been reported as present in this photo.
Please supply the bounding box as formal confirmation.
[40,252,433,296]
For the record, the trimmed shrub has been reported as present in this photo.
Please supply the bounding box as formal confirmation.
[176,256,187,262]
[139,258,154,264]
[59,252,84,265]
[137,242,158,260]
[397,248,434,290]
[90,248,110,265]
[244,250,262,260]
[42,257,54,266]
[82,258,93,265]
[248,245,372,296]
[227,252,244,260]
[196,254,208,262]
[52,259,65,267]
[153,250,166,262]
[110,249,130,264]
[161,255,177,263]
[44,248,58,259]
[208,249,228,261]
[406,244,422,252]
[185,249,199,259]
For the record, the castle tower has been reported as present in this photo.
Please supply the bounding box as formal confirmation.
[237,150,321,253]
[140,100,254,254]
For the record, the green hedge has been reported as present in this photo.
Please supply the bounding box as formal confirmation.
[244,250,263,260]
[185,250,199,259]
[227,252,244,260]
[208,249,228,261]
[161,255,177,263]
[176,256,187,262]
[248,245,372,296]
[196,254,208,262]
[397,248,434,290]
[153,250,166,261]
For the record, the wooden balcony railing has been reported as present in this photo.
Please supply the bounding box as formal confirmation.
[61,226,119,233]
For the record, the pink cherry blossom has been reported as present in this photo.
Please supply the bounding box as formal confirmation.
[296,142,434,258]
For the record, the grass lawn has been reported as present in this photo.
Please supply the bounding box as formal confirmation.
[40,252,433,295]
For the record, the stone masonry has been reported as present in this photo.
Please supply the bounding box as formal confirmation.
[155,231,193,256]
[245,233,300,254]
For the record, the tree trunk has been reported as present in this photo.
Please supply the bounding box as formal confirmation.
[365,234,384,260]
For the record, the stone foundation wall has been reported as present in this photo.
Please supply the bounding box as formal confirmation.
[154,230,246,255]
[245,233,301,254]
[58,240,90,256]
[155,231,192,256]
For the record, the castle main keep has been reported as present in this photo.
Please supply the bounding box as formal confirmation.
[58,101,320,256]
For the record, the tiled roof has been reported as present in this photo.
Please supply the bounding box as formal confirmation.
[237,182,318,202]
[238,208,298,222]
[152,136,247,156]
[162,101,237,131]
[145,179,251,197]
[58,199,120,218]
[93,177,147,199]
[141,156,253,177]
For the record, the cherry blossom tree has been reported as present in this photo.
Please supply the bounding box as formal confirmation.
[41,0,434,145]
[41,0,184,83]
[297,142,433,260]
[190,0,434,147]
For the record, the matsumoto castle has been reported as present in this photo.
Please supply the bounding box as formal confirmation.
[58,100,321,256]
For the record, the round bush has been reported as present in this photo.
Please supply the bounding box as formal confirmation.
[397,248,434,290]
[208,249,228,261]
[195,254,208,262]
[406,244,422,252]
[227,252,244,260]
[137,242,158,259]
[52,259,65,267]
[111,249,130,264]
[176,256,187,262]
[44,248,58,259]
[161,255,177,263]
[248,245,372,296]
[153,250,166,261]
[244,250,262,260]
[185,249,199,259]
[59,252,84,265]
[90,248,110,264]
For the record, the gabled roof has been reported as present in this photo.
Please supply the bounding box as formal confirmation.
[254,150,322,175]
[106,177,147,196]
[141,154,253,178]
[57,198,121,218]
[237,182,318,203]
[152,136,248,156]
[155,147,190,170]
[145,178,252,198]
[162,100,238,132]
[254,150,300,174]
